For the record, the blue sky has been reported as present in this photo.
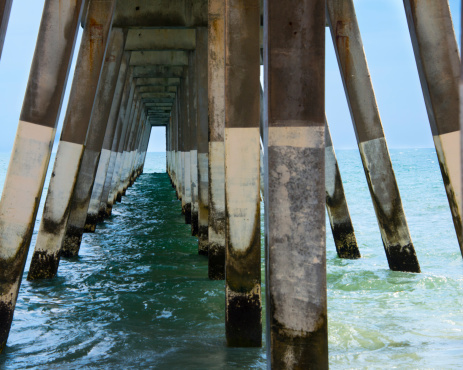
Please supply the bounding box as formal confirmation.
[0,0,461,152]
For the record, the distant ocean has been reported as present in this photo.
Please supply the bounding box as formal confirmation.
[0,149,462,369]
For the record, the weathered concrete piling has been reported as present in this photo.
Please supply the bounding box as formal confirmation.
[27,0,116,280]
[327,0,421,273]
[461,3,463,216]
[180,76,192,223]
[264,0,328,366]
[85,54,131,232]
[62,29,127,257]
[403,0,463,256]
[0,0,12,60]
[208,0,227,280]
[177,85,185,203]
[325,120,361,259]
[99,67,134,220]
[196,28,210,256]
[224,0,262,347]
[116,91,139,200]
[188,51,199,236]
[1,0,461,362]
[0,0,83,352]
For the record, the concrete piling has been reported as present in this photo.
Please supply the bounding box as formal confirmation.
[167,115,173,180]
[98,68,134,220]
[188,51,199,236]
[208,0,226,280]
[136,122,151,175]
[325,120,360,259]
[177,90,185,202]
[109,90,134,204]
[115,96,135,200]
[172,99,180,196]
[130,112,148,181]
[181,76,192,223]
[196,27,210,256]
[259,82,265,199]
[3,0,461,364]
[0,0,83,351]
[403,0,463,256]
[122,104,142,190]
[61,29,126,257]
[224,0,262,347]
[0,0,12,60]
[131,119,144,180]
[327,0,421,273]
[85,54,131,232]
[127,101,145,183]
[27,0,117,280]
[117,94,140,200]
[461,2,463,218]
[264,0,328,366]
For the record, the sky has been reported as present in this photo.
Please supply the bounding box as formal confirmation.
[0,0,461,153]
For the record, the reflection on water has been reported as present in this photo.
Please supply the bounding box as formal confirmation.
[0,150,462,369]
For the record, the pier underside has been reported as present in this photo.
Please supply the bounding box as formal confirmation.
[0,0,462,367]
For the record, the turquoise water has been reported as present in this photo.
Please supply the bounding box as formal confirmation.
[0,149,462,368]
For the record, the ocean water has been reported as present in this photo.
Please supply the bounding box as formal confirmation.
[0,148,462,369]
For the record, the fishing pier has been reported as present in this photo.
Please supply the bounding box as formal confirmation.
[0,0,462,368]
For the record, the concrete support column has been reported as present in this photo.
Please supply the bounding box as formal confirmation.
[135,112,148,178]
[98,68,134,219]
[170,123,175,184]
[117,94,140,199]
[325,120,360,259]
[461,3,463,215]
[171,118,176,182]
[166,117,173,179]
[27,0,117,280]
[327,0,421,273]
[85,54,131,231]
[126,109,142,186]
[208,0,226,280]
[107,80,136,213]
[259,82,265,199]
[132,117,145,179]
[174,99,180,195]
[61,28,127,257]
[177,92,184,201]
[125,99,143,188]
[264,0,328,366]
[136,120,151,175]
[168,117,172,181]
[117,97,136,197]
[171,100,179,193]
[189,51,199,236]
[0,0,12,60]
[111,92,135,203]
[0,0,83,352]
[224,0,262,347]
[171,117,176,185]
[196,27,210,255]
[141,122,152,171]
[181,77,192,223]
[403,0,462,255]
[128,110,146,183]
